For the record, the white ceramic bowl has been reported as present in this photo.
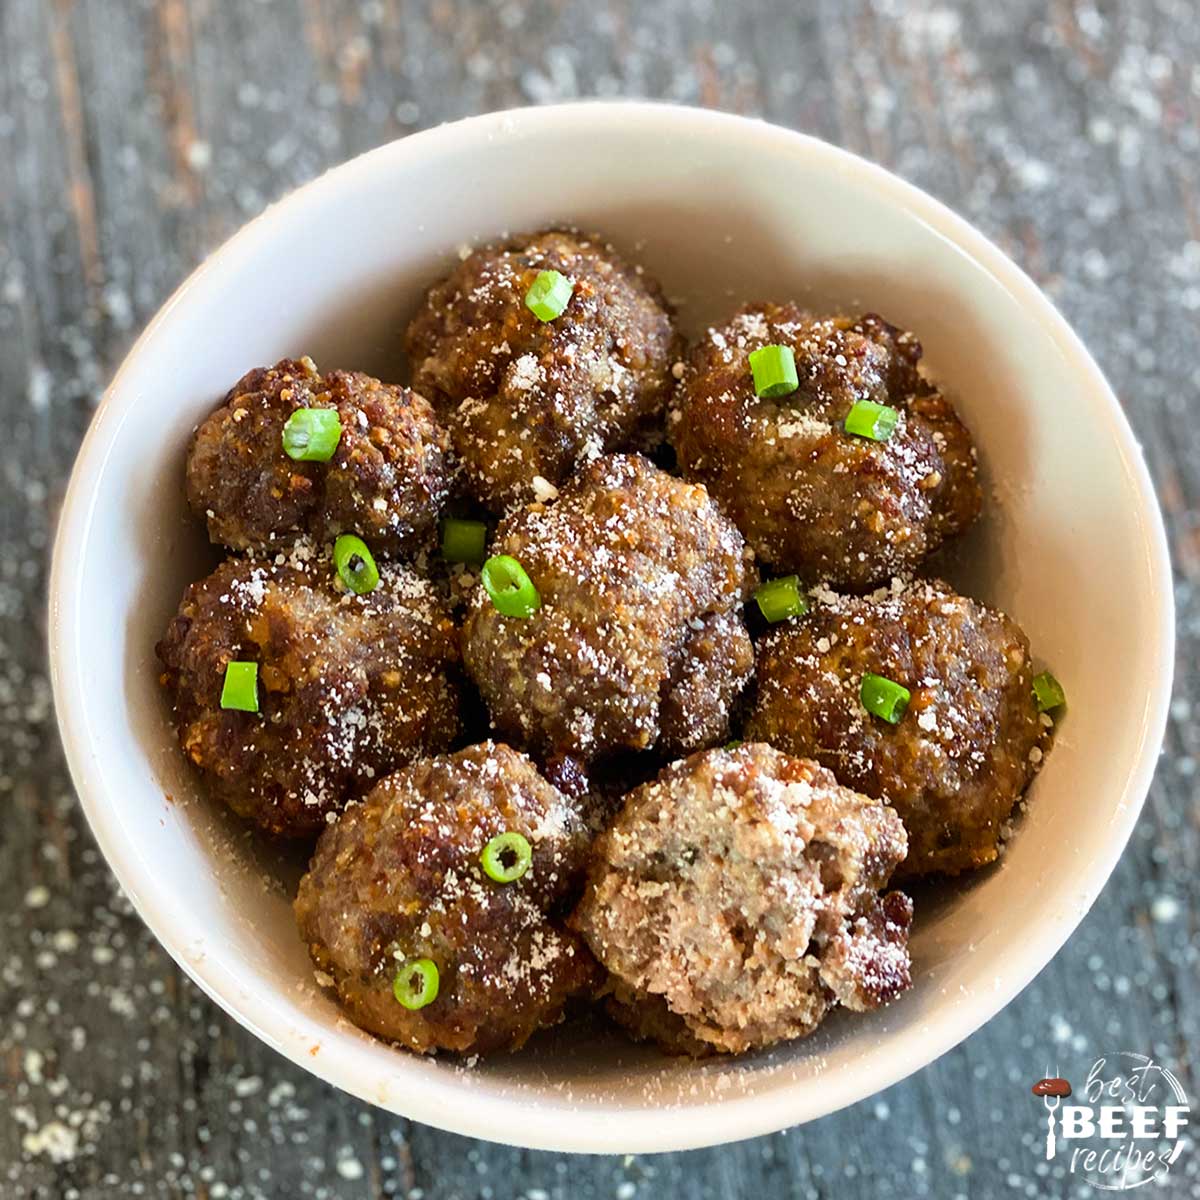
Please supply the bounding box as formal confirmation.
[49,102,1174,1153]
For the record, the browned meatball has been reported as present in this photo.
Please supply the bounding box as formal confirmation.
[658,608,755,755]
[462,454,756,765]
[670,305,981,590]
[187,357,452,555]
[156,544,460,838]
[745,578,1051,877]
[404,231,680,512]
[572,744,913,1055]
[294,742,601,1054]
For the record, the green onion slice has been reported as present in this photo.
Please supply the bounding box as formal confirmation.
[480,555,541,618]
[480,831,533,883]
[525,270,574,322]
[333,534,380,595]
[748,344,799,399]
[754,575,809,623]
[220,661,259,713]
[441,518,488,565]
[282,407,342,462]
[392,958,439,1010]
[844,400,900,442]
[1032,671,1066,713]
[860,672,911,724]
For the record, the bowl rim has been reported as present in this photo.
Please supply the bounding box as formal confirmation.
[48,100,1176,1153]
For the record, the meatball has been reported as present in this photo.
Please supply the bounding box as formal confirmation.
[156,544,460,838]
[745,578,1050,877]
[404,231,680,512]
[670,305,981,590]
[572,744,913,1055]
[187,357,452,555]
[462,454,756,766]
[294,742,601,1054]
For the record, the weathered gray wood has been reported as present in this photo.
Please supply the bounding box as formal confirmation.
[1,0,1196,1196]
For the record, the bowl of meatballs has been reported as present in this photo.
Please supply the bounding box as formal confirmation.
[50,103,1174,1152]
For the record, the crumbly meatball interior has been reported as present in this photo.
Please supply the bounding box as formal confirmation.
[572,744,913,1055]
[404,231,680,511]
[294,742,601,1054]
[670,305,981,590]
[156,542,460,838]
[462,454,755,764]
[745,577,1050,877]
[187,357,453,555]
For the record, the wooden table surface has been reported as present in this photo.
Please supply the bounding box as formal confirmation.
[2,1,1197,1196]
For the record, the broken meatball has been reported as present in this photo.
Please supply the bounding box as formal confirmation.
[572,743,913,1055]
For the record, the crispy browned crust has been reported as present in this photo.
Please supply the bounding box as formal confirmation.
[659,608,756,756]
[745,578,1050,877]
[669,305,981,590]
[186,357,453,555]
[404,231,681,511]
[294,742,601,1054]
[572,744,912,1055]
[462,453,756,764]
[602,977,718,1057]
[156,546,461,838]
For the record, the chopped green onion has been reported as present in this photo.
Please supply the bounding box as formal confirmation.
[481,554,541,618]
[754,575,809,623]
[724,739,743,750]
[392,958,439,1010]
[525,270,574,322]
[844,400,900,442]
[1032,671,1066,713]
[860,673,911,724]
[333,534,379,595]
[480,831,533,883]
[282,408,342,461]
[748,344,799,399]
[441,518,488,565]
[220,661,259,713]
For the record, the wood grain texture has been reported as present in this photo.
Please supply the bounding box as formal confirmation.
[1,0,1197,1196]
